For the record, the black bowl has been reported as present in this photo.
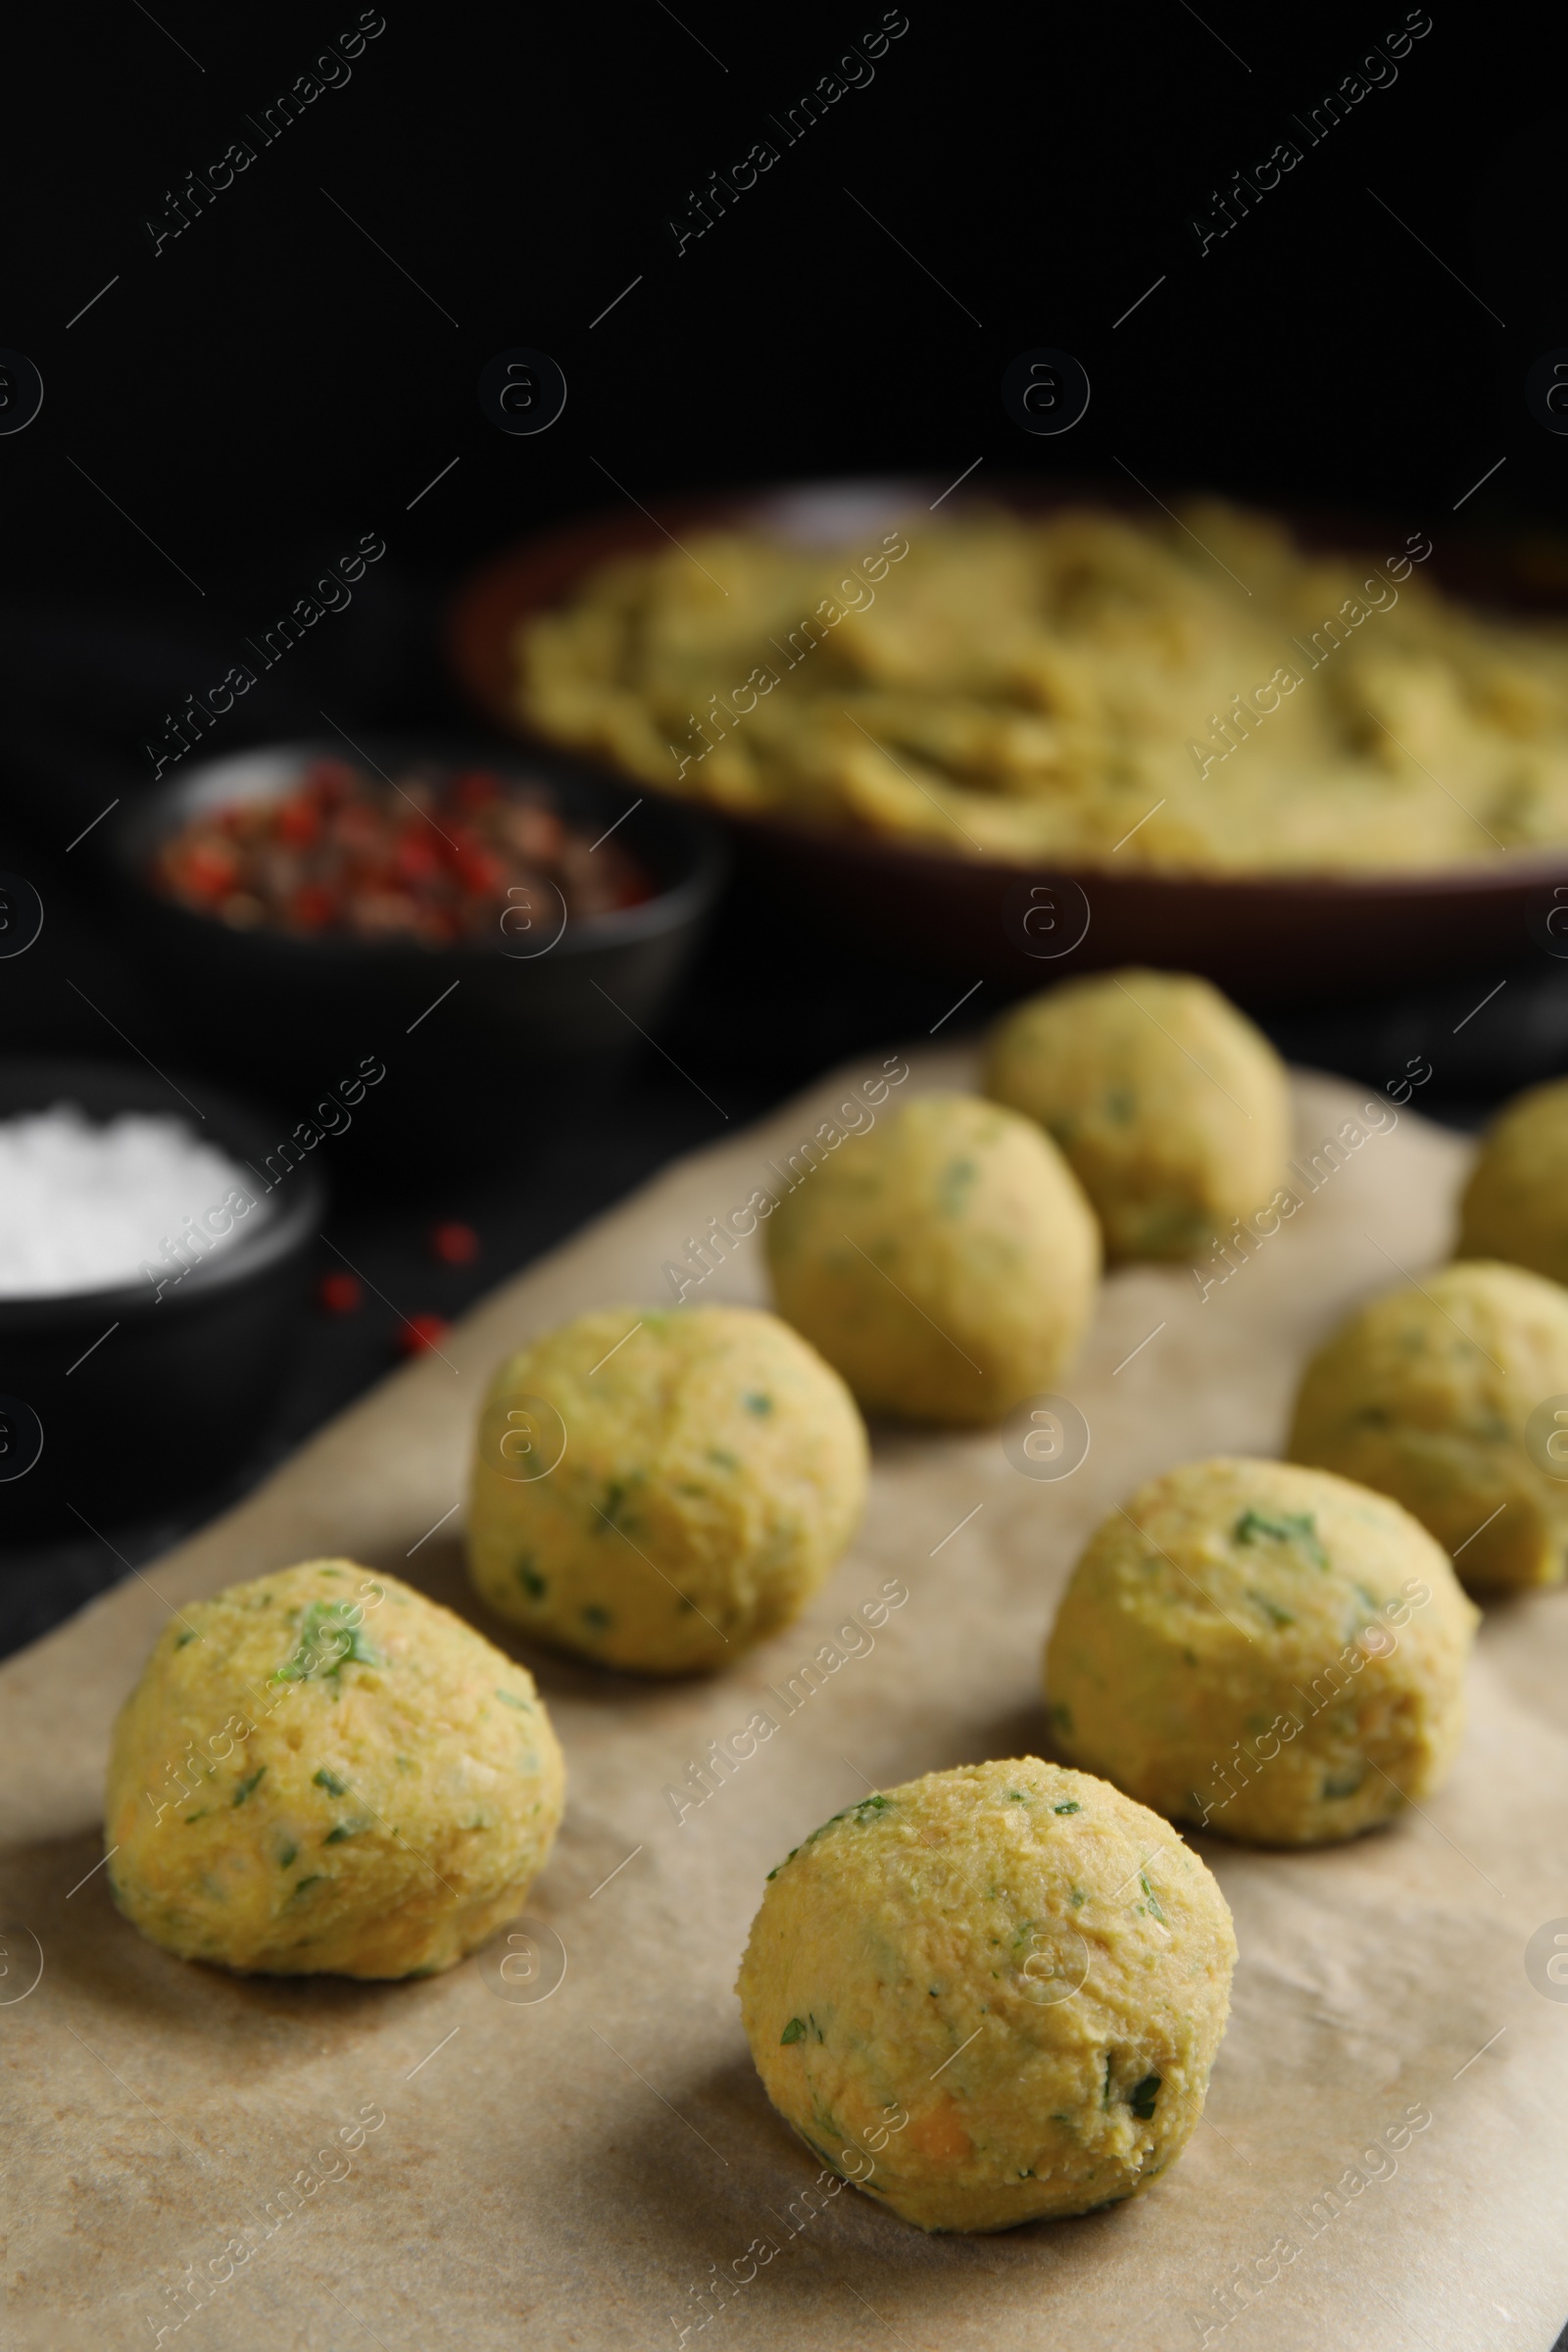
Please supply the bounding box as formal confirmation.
[0,1059,323,1534]
[104,739,728,1150]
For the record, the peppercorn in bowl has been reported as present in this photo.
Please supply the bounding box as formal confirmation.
[108,739,727,1102]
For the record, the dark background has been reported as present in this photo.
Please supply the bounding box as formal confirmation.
[5,3,1559,592]
[3,0,1567,1643]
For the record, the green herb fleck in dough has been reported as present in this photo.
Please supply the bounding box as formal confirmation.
[597,1481,627,1530]
[1322,1764,1366,1799]
[808,1792,893,1845]
[1234,1508,1328,1569]
[708,1447,741,1472]
[744,1392,773,1416]
[516,1561,547,1600]
[936,1156,978,1217]
[1052,1700,1074,1733]
[1129,2073,1161,2120]
[323,1824,362,1845]
[1007,1790,1029,1801]
[495,1689,532,1711]
[231,1767,267,1807]
[278,1843,297,1869]
[313,1768,349,1795]
[183,1809,210,1824]
[1053,1800,1081,1814]
[583,1604,612,1632]
[271,1601,379,1684]
[174,1630,197,1647]
[291,1875,325,1896]
[781,2017,808,2044]
[1248,1589,1296,1628]
[1069,1887,1086,1908]
[1139,1872,1165,1922]
[1104,1086,1137,1123]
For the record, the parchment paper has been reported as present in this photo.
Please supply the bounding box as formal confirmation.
[5,1049,1567,2352]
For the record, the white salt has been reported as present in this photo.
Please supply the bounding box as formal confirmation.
[0,1103,264,1299]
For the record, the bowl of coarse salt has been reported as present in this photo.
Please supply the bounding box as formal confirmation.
[0,1059,321,1530]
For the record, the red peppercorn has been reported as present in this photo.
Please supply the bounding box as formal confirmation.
[275,794,321,848]
[183,843,239,900]
[332,801,383,852]
[431,1221,479,1266]
[318,1271,363,1314]
[290,882,336,930]
[395,829,442,885]
[398,1312,450,1355]
[457,841,508,896]
[302,759,358,807]
[452,768,502,811]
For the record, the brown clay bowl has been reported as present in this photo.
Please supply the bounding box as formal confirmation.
[446,476,1568,1005]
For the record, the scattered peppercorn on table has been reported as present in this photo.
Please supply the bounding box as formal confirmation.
[2,1043,1565,2351]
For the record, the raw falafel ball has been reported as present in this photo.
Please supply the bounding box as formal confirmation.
[1045,1459,1476,1846]
[737,1757,1235,2232]
[104,1560,564,1978]
[765,1093,1100,1424]
[466,1304,868,1674]
[1457,1078,1568,1285]
[1289,1258,1568,1592]
[983,968,1291,1262]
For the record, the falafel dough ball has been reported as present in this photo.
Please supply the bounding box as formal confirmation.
[466,1304,868,1674]
[736,1757,1235,2233]
[104,1561,564,1979]
[1457,1078,1568,1284]
[764,1093,1100,1425]
[1289,1258,1568,1592]
[982,968,1292,1262]
[1045,1460,1477,1847]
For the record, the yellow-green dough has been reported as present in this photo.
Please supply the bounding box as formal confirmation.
[1045,1459,1476,1846]
[1457,1079,1568,1284]
[1289,1258,1568,1592]
[466,1304,867,1674]
[736,1756,1235,2233]
[764,1092,1100,1424]
[983,967,1292,1262]
[104,1560,564,1978]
